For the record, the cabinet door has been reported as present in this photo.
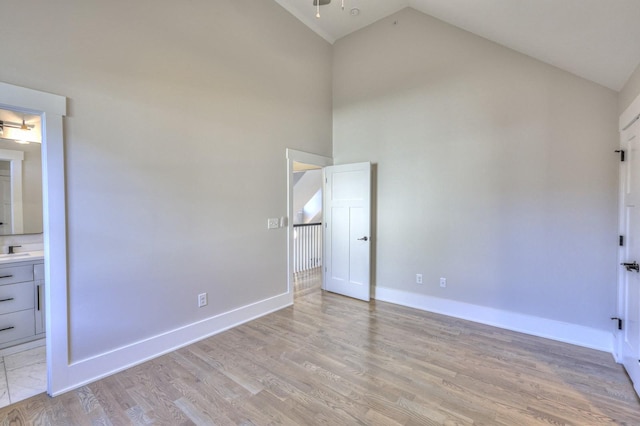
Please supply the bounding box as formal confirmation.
[35,281,44,335]
[34,263,45,335]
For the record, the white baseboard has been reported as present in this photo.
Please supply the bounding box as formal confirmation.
[52,292,291,396]
[374,286,614,353]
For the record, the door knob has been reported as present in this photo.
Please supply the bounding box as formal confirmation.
[357,236,368,241]
[621,261,639,272]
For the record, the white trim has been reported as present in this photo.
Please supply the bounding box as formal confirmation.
[0,82,68,396]
[286,149,332,304]
[614,148,626,363]
[0,83,66,116]
[286,149,333,167]
[52,292,291,396]
[375,286,613,353]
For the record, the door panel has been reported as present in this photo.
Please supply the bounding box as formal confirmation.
[331,206,350,281]
[324,162,371,301]
[350,206,368,285]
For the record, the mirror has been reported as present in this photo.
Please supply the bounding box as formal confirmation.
[0,108,42,235]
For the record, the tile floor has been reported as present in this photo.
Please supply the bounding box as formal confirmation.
[0,345,46,408]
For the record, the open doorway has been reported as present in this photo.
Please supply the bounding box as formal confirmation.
[286,149,332,302]
[0,82,68,398]
[0,108,46,407]
[292,162,323,297]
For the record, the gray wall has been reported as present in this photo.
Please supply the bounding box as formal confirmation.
[333,8,619,330]
[0,0,332,361]
[619,62,640,114]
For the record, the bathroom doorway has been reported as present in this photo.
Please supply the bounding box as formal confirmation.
[0,82,69,399]
[0,108,46,406]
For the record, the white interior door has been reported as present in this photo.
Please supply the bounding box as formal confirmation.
[619,117,640,395]
[323,162,371,301]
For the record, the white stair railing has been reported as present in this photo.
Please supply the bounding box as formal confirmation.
[293,223,322,273]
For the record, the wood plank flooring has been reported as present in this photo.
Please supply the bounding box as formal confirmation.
[0,269,638,424]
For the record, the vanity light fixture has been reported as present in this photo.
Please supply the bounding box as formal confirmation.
[0,119,34,131]
[16,119,30,143]
[0,119,34,143]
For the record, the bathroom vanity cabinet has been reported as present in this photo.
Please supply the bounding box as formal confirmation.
[0,256,45,349]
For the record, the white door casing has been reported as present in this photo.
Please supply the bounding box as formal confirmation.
[619,116,640,396]
[324,162,371,301]
[0,82,68,396]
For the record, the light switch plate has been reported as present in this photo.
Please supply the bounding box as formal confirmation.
[267,218,279,229]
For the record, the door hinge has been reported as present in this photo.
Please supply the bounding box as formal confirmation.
[620,235,624,247]
[611,317,623,330]
[615,150,625,162]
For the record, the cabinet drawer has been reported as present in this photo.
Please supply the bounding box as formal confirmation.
[0,310,35,344]
[0,282,34,315]
[0,265,34,285]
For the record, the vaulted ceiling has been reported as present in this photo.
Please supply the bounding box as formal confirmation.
[274,0,640,91]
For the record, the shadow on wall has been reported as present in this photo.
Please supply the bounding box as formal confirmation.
[293,169,323,224]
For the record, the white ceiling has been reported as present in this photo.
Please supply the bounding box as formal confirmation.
[273,0,640,91]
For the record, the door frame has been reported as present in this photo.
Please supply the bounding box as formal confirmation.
[615,130,627,363]
[0,82,68,396]
[286,149,332,303]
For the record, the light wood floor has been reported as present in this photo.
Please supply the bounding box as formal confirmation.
[1,269,638,425]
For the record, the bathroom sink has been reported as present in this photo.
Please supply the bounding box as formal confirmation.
[0,251,44,263]
[0,253,31,259]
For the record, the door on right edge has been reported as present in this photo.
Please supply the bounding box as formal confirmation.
[620,117,640,394]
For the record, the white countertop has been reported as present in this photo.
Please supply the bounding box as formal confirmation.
[0,250,44,265]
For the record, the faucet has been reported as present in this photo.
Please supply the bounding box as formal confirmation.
[8,245,21,254]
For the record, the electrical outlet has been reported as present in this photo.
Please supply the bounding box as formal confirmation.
[440,277,447,288]
[416,274,423,284]
[198,292,208,307]
[267,218,279,229]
